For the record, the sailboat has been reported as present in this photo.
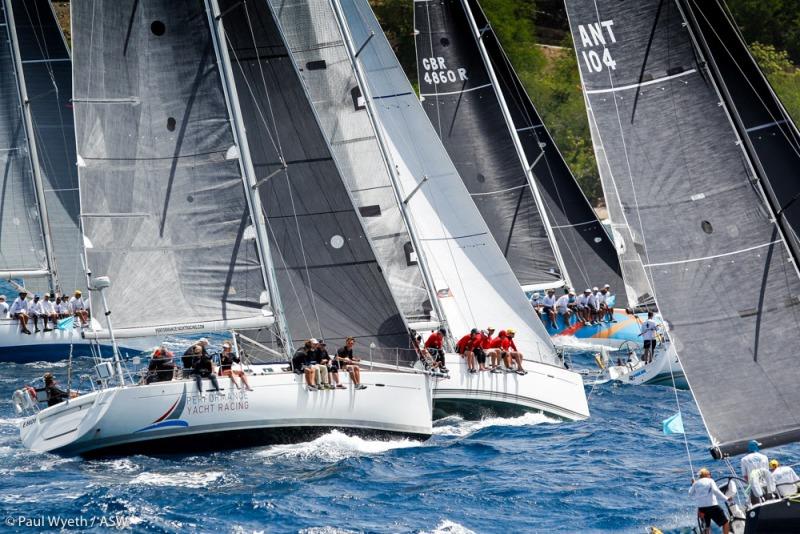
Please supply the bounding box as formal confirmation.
[0,0,156,361]
[413,0,655,349]
[565,0,800,529]
[16,0,432,457]
[288,0,587,421]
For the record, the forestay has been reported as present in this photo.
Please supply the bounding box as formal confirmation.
[0,1,48,278]
[73,0,270,337]
[414,0,562,290]
[11,0,84,294]
[339,0,557,365]
[566,0,800,456]
[268,0,433,324]
[217,0,412,359]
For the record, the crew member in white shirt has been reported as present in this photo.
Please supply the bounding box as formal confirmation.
[0,295,8,318]
[55,297,70,319]
[529,292,543,314]
[9,291,31,334]
[600,284,615,322]
[587,287,599,325]
[688,468,730,534]
[69,290,89,326]
[577,289,591,324]
[29,294,44,333]
[541,289,557,329]
[555,290,573,325]
[638,311,658,364]
[770,459,800,497]
[40,293,57,331]
[741,440,771,503]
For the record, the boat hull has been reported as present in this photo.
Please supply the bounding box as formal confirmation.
[545,308,649,349]
[431,354,590,421]
[0,319,158,362]
[19,367,432,456]
[606,344,688,389]
[743,497,800,534]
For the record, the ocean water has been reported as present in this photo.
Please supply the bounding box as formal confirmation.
[1,351,798,533]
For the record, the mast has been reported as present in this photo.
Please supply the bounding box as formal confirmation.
[204,0,292,354]
[3,0,57,291]
[677,1,800,281]
[328,0,449,338]
[459,0,570,289]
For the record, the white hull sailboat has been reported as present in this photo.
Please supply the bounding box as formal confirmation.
[602,343,687,389]
[18,364,431,457]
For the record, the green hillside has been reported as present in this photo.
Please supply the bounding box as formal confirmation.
[371,0,800,207]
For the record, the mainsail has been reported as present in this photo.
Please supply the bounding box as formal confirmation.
[10,0,84,293]
[73,0,271,338]
[566,0,800,456]
[414,0,562,290]
[338,0,558,364]
[215,0,412,356]
[0,0,49,279]
[416,0,626,301]
[266,0,432,325]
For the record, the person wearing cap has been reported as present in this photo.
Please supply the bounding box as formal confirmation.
[182,338,210,377]
[317,340,345,389]
[769,459,800,497]
[0,295,8,319]
[555,290,574,326]
[638,311,658,364]
[192,346,222,394]
[529,292,543,314]
[292,340,320,391]
[336,337,367,390]
[481,327,496,370]
[55,296,70,319]
[488,329,527,374]
[504,329,527,375]
[146,344,176,384]
[598,285,615,323]
[741,440,771,503]
[29,294,44,333]
[455,329,479,373]
[43,372,78,407]
[424,328,448,371]
[219,341,253,391]
[688,468,730,534]
[541,289,557,328]
[40,293,57,331]
[9,291,31,335]
[69,290,89,326]
[470,329,489,372]
[576,289,591,324]
[308,339,332,390]
[587,287,600,325]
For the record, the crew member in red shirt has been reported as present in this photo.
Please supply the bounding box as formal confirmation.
[471,329,489,371]
[456,329,479,373]
[489,329,527,375]
[424,328,447,370]
[504,329,526,375]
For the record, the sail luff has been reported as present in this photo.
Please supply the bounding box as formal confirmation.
[327,0,445,331]
[458,0,570,291]
[205,0,291,353]
[2,0,54,289]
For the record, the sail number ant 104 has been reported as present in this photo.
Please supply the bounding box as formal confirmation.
[577,19,618,73]
[421,56,468,85]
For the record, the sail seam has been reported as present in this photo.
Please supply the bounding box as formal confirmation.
[643,240,781,267]
[420,82,492,97]
[585,69,697,95]
[745,119,788,133]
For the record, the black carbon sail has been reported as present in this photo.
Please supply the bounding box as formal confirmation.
[566,0,800,457]
[10,0,84,293]
[216,0,412,357]
[414,0,562,290]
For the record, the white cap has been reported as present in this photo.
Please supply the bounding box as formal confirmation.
[592,286,599,291]
[309,338,319,344]
[198,337,209,345]
[532,292,540,298]
[603,284,610,288]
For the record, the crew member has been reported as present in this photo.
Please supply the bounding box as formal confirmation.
[146,345,176,384]
[456,329,478,373]
[43,372,78,406]
[9,291,31,335]
[69,290,89,326]
[688,468,730,534]
[639,312,658,364]
[424,328,447,371]
[219,341,253,391]
[337,337,367,390]
[741,440,771,504]
[770,459,800,497]
[542,289,557,329]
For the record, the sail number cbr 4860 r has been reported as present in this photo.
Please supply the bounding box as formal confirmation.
[420,56,468,85]
[577,19,618,73]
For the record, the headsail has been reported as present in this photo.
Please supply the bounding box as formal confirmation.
[566,0,800,456]
[413,0,563,290]
[215,0,412,357]
[338,0,558,365]
[0,1,49,279]
[10,0,85,294]
[266,0,433,325]
[73,0,271,338]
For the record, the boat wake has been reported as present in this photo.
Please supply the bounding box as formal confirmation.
[432,412,558,438]
[129,470,226,488]
[256,430,422,461]
[552,336,609,352]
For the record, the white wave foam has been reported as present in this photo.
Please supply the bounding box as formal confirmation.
[433,412,557,438]
[129,470,224,488]
[298,528,359,534]
[25,360,70,369]
[256,430,421,461]
[420,520,477,534]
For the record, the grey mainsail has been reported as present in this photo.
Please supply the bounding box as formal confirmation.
[11,0,84,293]
[414,0,563,289]
[215,0,412,357]
[267,0,433,325]
[0,0,48,278]
[566,0,800,456]
[73,0,270,337]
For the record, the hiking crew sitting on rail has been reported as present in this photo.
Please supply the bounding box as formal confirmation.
[146,345,176,384]
[219,341,253,391]
[529,292,543,314]
[182,338,210,378]
[456,329,479,373]
[193,350,221,393]
[488,329,527,375]
[638,311,658,363]
[599,284,615,322]
[292,340,319,390]
[307,338,331,390]
[555,290,574,326]
[424,328,447,371]
[316,340,346,389]
[337,337,367,390]
[541,289,557,328]
[587,287,600,324]
[55,297,70,319]
[40,293,57,330]
[69,290,89,326]
[471,329,490,372]
[0,295,8,318]
[10,291,31,334]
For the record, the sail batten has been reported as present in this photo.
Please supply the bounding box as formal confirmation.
[566,0,800,456]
